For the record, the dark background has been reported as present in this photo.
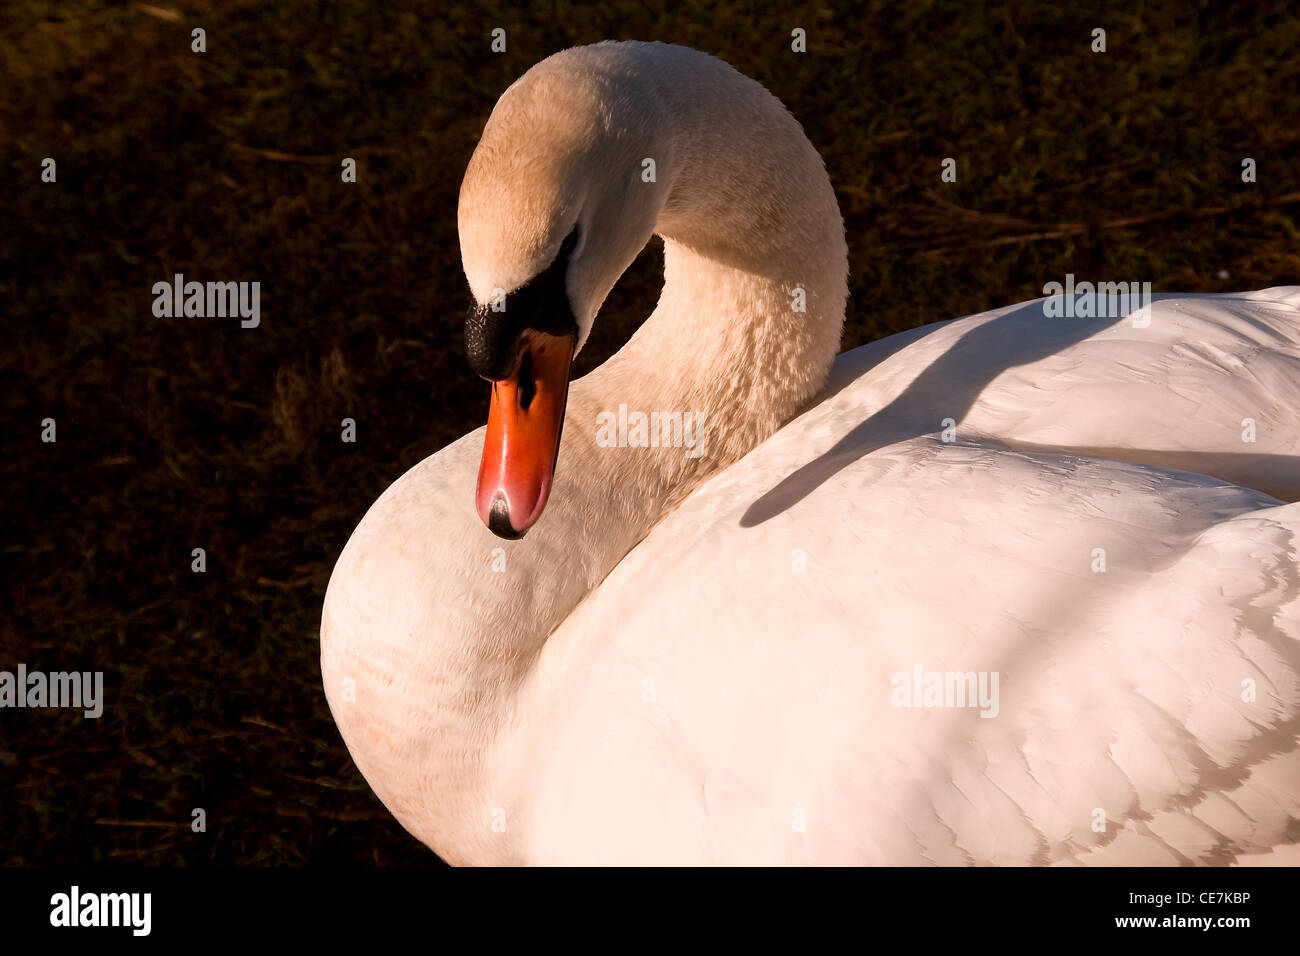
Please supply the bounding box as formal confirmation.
[2,0,1297,865]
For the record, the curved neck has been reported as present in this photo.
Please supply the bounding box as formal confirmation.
[570,45,849,520]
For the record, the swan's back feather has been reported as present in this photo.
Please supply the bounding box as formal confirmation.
[512,289,1300,864]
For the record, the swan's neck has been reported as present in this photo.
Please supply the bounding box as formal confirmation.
[323,46,847,862]
[571,50,850,515]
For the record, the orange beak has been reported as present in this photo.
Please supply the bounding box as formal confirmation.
[475,330,574,538]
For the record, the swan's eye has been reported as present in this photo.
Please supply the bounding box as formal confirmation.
[464,224,580,381]
[559,223,580,259]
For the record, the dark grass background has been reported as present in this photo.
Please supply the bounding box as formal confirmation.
[2,0,1297,865]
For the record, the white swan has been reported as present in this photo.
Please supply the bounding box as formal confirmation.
[321,41,1300,865]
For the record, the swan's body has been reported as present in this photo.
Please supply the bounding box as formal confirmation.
[321,42,1300,865]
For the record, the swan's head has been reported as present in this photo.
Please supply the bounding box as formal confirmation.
[457,47,672,538]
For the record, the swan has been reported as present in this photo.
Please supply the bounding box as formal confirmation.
[320,40,1300,865]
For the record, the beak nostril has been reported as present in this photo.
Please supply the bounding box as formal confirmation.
[518,350,537,411]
